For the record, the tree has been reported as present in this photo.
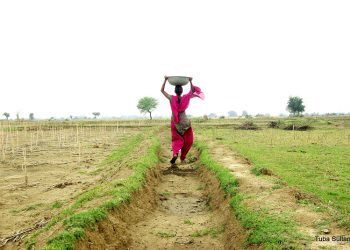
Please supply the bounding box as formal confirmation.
[242,110,248,117]
[2,112,10,120]
[29,113,34,120]
[137,97,158,119]
[228,110,238,117]
[92,112,101,119]
[287,96,305,116]
[16,112,20,120]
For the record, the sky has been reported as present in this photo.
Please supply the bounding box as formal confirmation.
[0,0,349,119]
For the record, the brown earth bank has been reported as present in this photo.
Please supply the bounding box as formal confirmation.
[75,167,162,250]
[75,143,247,249]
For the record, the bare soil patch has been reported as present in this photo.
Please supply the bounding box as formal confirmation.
[0,127,139,248]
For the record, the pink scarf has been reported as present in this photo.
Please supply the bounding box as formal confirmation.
[170,85,205,124]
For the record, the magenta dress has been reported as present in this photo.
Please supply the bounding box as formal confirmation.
[169,86,204,160]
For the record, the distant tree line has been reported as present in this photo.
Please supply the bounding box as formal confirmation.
[2,95,349,121]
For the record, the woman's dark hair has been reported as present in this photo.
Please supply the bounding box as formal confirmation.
[175,85,183,96]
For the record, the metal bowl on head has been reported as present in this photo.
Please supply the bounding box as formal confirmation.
[167,76,190,86]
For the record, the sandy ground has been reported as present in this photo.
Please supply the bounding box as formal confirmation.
[0,127,136,243]
[127,154,226,249]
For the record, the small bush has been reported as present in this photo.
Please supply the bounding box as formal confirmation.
[268,120,284,129]
[238,121,259,130]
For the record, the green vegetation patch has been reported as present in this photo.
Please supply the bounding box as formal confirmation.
[230,195,306,248]
[51,201,63,209]
[96,133,144,171]
[184,219,194,225]
[156,231,176,238]
[201,127,350,228]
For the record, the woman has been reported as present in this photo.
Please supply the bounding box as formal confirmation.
[161,76,204,165]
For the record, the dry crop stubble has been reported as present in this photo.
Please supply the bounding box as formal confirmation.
[0,121,145,248]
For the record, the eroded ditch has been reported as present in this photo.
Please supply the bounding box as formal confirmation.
[76,144,245,250]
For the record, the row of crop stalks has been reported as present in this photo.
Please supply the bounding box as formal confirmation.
[0,121,128,187]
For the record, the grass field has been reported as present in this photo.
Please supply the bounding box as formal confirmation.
[197,122,350,226]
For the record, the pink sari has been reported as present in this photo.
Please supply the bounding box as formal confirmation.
[170,86,205,124]
[170,85,204,160]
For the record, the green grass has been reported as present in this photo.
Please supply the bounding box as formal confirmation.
[156,231,176,238]
[230,195,307,248]
[94,133,144,172]
[199,127,350,228]
[51,201,63,209]
[194,140,306,249]
[184,219,194,225]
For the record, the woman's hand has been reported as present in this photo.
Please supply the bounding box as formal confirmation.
[161,76,171,99]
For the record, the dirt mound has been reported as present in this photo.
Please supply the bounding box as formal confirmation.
[268,121,279,128]
[290,189,320,205]
[284,124,313,131]
[238,121,259,130]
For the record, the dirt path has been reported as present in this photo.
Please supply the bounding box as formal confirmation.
[127,143,227,249]
[204,138,350,249]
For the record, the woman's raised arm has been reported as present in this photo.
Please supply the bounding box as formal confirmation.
[161,76,171,100]
[189,77,195,93]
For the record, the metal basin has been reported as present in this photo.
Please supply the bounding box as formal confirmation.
[168,76,190,86]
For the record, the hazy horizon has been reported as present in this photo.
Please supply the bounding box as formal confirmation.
[1,1,349,119]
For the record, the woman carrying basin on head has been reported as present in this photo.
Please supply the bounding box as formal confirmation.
[161,76,204,165]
